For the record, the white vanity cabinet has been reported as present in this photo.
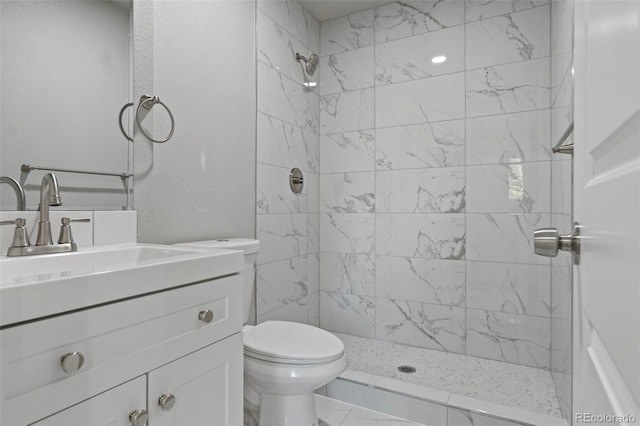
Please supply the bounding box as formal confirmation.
[1,272,243,426]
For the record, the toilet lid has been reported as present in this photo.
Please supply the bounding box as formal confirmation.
[244,321,344,364]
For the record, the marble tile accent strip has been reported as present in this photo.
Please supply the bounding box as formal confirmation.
[376,167,466,213]
[466,58,551,118]
[376,72,465,128]
[376,120,465,170]
[375,0,465,44]
[466,6,550,70]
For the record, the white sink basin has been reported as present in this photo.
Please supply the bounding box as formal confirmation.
[0,243,243,326]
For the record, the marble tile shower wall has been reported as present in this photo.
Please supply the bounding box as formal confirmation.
[255,0,321,325]
[549,0,573,420]
[318,0,555,369]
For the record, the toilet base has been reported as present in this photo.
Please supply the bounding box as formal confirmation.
[257,392,318,426]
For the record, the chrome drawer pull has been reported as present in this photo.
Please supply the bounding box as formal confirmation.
[198,309,214,324]
[60,351,85,374]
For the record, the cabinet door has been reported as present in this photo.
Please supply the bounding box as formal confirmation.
[31,376,146,426]
[148,333,243,426]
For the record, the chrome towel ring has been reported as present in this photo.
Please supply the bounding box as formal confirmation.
[135,95,175,143]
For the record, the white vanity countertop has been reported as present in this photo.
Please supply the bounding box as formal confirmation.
[0,243,243,327]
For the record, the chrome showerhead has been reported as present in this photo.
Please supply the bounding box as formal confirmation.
[295,52,319,76]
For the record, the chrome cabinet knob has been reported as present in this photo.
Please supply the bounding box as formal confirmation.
[533,223,581,264]
[199,309,214,324]
[60,351,85,374]
[158,393,176,411]
[129,409,148,426]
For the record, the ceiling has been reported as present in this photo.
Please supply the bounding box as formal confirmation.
[299,0,390,22]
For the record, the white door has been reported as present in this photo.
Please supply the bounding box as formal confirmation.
[32,376,146,426]
[573,0,640,424]
[147,333,243,426]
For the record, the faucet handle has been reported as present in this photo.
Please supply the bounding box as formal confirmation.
[58,217,90,244]
[1,218,30,248]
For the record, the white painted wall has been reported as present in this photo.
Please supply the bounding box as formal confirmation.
[1,1,131,211]
[133,1,256,244]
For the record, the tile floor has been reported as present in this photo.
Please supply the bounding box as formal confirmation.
[316,395,423,426]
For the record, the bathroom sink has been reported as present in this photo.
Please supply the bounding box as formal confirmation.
[0,243,243,326]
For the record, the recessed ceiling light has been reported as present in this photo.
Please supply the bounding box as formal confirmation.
[431,55,447,64]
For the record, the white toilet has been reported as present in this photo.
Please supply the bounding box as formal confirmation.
[177,239,347,426]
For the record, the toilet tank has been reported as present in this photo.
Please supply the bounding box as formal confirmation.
[175,239,260,325]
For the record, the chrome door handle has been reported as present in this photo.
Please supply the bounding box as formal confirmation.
[533,222,581,265]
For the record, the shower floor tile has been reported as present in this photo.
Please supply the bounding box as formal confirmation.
[335,333,562,418]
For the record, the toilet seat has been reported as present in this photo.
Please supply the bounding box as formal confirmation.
[244,321,344,365]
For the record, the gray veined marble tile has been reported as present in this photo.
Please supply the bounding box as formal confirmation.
[376,167,466,213]
[320,9,374,56]
[551,159,571,214]
[339,406,422,426]
[306,172,320,214]
[320,291,376,338]
[257,164,307,214]
[320,130,375,173]
[466,262,551,316]
[376,120,465,170]
[320,172,375,213]
[466,58,551,117]
[308,213,320,253]
[256,214,308,264]
[320,253,376,296]
[308,290,320,327]
[466,309,551,368]
[376,298,466,353]
[466,109,552,165]
[258,62,317,132]
[551,0,573,57]
[376,72,465,128]
[257,0,311,51]
[319,213,375,254]
[466,162,551,213]
[257,112,311,170]
[257,256,308,316]
[466,6,550,70]
[257,9,308,85]
[308,252,320,295]
[447,407,530,426]
[375,25,464,86]
[257,295,310,324]
[466,0,549,23]
[376,256,466,306]
[466,213,550,265]
[320,89,374,134]
[374,0,465,44]
[376,214,466,259]
[320,47,375,95]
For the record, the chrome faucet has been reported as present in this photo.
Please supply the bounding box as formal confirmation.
[0,176,26,211]
[35,172,62,246]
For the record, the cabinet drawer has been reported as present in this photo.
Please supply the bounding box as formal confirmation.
[1,274,242,425]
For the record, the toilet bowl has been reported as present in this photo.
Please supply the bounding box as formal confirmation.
[176,239,347,426]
